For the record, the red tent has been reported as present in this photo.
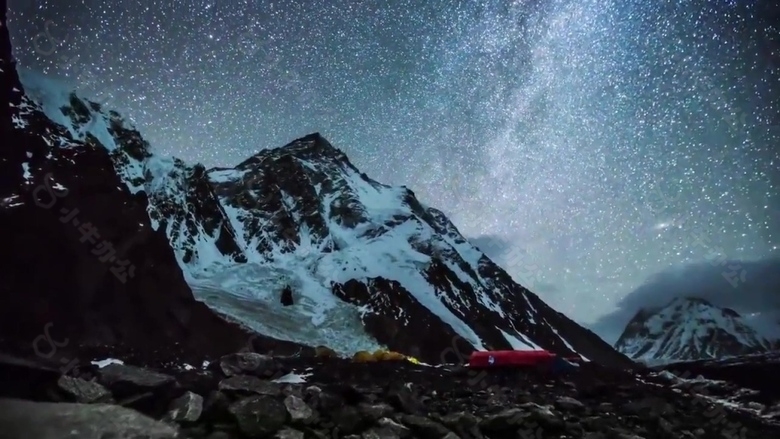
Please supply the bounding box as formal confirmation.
[468,349,556,368]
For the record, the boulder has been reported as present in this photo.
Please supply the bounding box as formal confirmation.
[377,418,412,438]
[201,390,232,424]
[386,383,421,414]
[555,396,585,412]
[0,354,63,401]
[358,402,395,422]
[436,412,482,439]
[228,395,289,438]
[397,414,453,439]
[275,428,305,439]
[479,408,527,433]
[218,374,282,397]
[0,397,179,438]
[56,375,112,403]
[362,425,408,439]
[96,363,177,416]
[284,394,317,425]
[219,352,279,378]
[166,391,204,423]
[331,405,367,435]
[97,363,176,391]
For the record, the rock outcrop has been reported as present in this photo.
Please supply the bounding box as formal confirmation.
[0,0,306,366]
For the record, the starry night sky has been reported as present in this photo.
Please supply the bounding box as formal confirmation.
[8,0,780,329]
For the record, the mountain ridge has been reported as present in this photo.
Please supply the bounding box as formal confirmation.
[2,6,632,367]
[136,130,634,364]
[615,296,775,365]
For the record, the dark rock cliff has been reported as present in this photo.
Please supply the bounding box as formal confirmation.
[0,0,304,366]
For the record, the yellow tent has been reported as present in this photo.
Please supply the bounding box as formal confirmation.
[352,349,414,363]
[352,350,377,362]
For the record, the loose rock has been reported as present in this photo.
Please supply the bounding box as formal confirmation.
[229,395,289,438]
[56,375,112,403]
[0,397,179,439]
[219,374,282,396]
[220,352,279,378]
[166,391,204,423]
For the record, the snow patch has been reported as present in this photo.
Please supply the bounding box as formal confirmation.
[209,168,247,183]
[499,328,543,350]
[21,162,32,181]
[91,358,124,368]
[1,195,24,208]
[273,372,311,384]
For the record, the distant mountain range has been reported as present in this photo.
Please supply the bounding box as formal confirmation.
[614,297,777,366]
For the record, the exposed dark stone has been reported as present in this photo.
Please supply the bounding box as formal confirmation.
[661,352,780,403]
[357,402,395,422]
[284,394,317,425]
[218,375,282,397]
[229,395,289,438]
[374,418,412,439]
[397,414,452,439]
[96,363,177,417]
[281,285,294,306]
[219,352,280,378]
[0,397,180,438]
[555,395,585,412]
[435,412,481,439]
[386,382,421,414]
[330,404,368,435]
[202,390,233,424]
[0,354,64,401]
[98,363,176,390]
[275,428,305,439]
[331,279,462,363]
[166,390,204,423]
[56,375,112,404]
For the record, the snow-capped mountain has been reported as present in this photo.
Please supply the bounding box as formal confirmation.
[0,9,631,365]
[614,297,775,366]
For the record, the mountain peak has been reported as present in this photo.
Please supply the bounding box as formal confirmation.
[615,296,773,365]
[293,132,326,143]
[1,3,633,366]
[673,296,712,306]
[280,132,348,159]
[233,132,349,171]
[665,297,742,319]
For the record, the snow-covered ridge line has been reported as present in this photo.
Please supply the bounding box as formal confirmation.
[13,66,631,366]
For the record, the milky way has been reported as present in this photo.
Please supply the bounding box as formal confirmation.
[9,0,780,328]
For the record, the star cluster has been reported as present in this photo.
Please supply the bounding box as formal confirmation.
[8,0,780,326]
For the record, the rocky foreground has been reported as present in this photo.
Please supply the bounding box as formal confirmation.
[1,349,779,439]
